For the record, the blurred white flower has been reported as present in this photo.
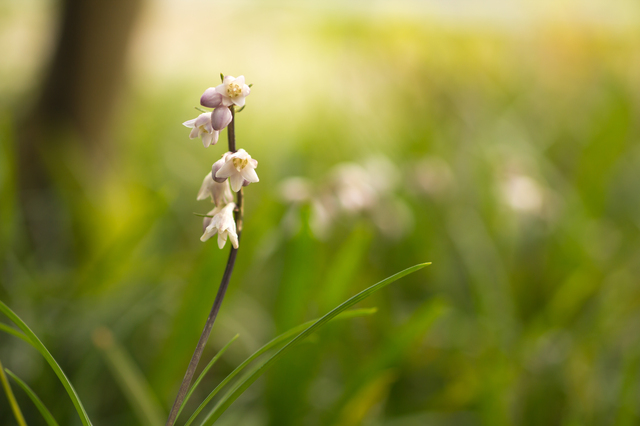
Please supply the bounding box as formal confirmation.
[215,75,251,107]
[332,164,378,212]
[182,113,219,147]
[200,203,239,249]
[279,156,412,239]
[215,149,259,192]
[279,177,312,203]
[501,174,544,213]
[197,172,233,207]
[413,156,454,197]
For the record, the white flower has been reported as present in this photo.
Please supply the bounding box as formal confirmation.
[215,75,251,107]
[197,172,233,207]
[215,149,259,192]
[182,113,219,147]
[202,206,221,232]
[200,203,239,249]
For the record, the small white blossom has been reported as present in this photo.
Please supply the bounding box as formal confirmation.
[197,172,233,207]
[200,203,239,249]
[215,75,251,107]
[183,113,219,147]
[202,206,221,232]
[215,149,259,192]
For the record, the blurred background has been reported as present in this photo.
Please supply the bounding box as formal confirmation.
[1,0,640,425]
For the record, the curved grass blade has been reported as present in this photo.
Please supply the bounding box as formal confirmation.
[0,323,31,345]
[5,368,60,426]
[93,327,165,426]
[0,300,93,426]
[0,358,27,426]
[200,263,430,425]
[175,334,240,422]
[184,307,378,426]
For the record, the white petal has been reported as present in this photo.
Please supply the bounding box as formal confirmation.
[229,231,239,249]
[241,85,251,97]
[235,75,245,85]
[183,118,196,128]
[203,133,214,147]
[197,174,214,200]
[229,173,244,192]
[216,161,237,179]
[200,226,217,242]
[241,166,259,183]
[232,96,246,107]
[189,127,199,139]
[223,75,236,85]
[217,232,227,249]
[194,113,211,128]
[248,158,258,167]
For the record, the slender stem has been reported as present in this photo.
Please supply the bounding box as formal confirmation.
[227,107,236,152]
[165,108,243,426]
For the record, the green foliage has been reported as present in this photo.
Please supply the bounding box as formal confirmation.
[3,4,640,426]
[5,369,60,426]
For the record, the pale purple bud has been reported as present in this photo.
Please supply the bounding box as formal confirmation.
[200,88,223,108]
[211,106,232,131]
[212,156,227,183]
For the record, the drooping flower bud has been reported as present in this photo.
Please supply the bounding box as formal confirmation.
[212,153,230,183]
[214,149,259,192]
[200,87,223,108]
[211,106,233,131]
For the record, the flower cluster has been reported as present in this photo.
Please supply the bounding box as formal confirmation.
[279,156,412,239]
[183,75,259,249]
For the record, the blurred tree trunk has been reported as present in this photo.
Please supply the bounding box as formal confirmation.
[17,0,142,262]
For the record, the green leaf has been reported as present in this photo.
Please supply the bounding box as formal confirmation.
[175,334,240,422]
[93,327,165,426]
[0,300,93,426]
[5,368,60,426]
[199,263,430,425]
[0,358,27,426]
[183,307,378,426]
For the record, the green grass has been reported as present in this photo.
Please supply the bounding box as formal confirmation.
[2,8,640,426]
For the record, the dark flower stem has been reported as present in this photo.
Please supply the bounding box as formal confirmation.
[165,106,243,426]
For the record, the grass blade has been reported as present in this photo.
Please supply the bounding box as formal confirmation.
[0,300,93,426]
[5,368,60,426]
[200,263,430,425]
[176,334,240,422]
[92,327,165,426]
[0,358,27,426]
[184,307,378,426]
[0,323,31,345]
